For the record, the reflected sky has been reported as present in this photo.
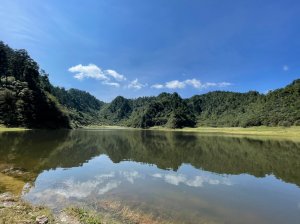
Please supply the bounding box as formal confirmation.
[24,154,300,224]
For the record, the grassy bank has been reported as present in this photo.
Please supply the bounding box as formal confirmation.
[0,125,28,132]
[149,126,300,140]
[2,124,299,140]
[85,125,300,139]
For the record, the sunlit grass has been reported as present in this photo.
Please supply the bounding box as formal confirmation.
[84,125,300,140]
[149,126,300,140]
[0,125,28,132]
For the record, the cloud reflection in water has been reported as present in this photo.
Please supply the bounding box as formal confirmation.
[152,173,232,187]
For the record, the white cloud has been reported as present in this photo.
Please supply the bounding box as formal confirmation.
[102,80,120,87]
[26,170,142,205]
[152,173,163,178]
[151,84,164,89]
[152,173,232,187]
[96,172,115,179]
[128,79,147,90]
[48,178,103,199]
[283,65,289,71]
[98,181,120,195]
[203,82,231,88]
[203,82,217,87]
[68,64,127,87]
[185,176,221,187]
[218,82,232,87]
[154,79,232,90]
[165,80,186,89]
[29,172,119,200]
[184,79,202,88]
[119,171,141,184]
[185,176,204,187]
[105,69,126,81]
[164,174,186,185]
[68,65,232,91]
[68,64,108,81]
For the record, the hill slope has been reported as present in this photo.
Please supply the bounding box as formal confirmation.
[0,41,104,128]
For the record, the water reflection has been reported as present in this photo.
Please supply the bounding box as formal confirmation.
[0,129,300,223]
[1,129,300,186]
[151,172,232,187]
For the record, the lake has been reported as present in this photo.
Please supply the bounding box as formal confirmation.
[1,129,300,223]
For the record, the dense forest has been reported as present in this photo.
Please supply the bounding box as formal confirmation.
[0,41,299,129]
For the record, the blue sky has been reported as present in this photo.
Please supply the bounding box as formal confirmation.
[0,0,299,102]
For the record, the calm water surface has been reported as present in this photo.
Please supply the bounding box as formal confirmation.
[0,129,300,223]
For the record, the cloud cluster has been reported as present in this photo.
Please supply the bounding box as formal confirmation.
[27,171,143,201]
[68,64,231,91]
[68,64,126,87]
[69,64,148,90]
[152,79,231,90]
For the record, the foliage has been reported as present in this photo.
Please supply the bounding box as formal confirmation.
[0,41,70,128]
[135,92,196,128]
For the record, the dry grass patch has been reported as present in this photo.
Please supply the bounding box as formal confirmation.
[95,200,172,224]
[0,193,54,224]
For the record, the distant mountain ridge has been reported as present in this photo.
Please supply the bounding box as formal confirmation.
[0,41,299,129]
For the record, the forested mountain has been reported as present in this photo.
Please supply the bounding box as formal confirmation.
[0,41,104,128]
[98,93,195,128]
[188,80,300,127]
[0,41,299,129]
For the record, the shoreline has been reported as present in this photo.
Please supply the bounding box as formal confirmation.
[150,125,300,136]
[0,192,120,224]
[84,125,300,140]
[1,125,299,141]
[0,192,167,224]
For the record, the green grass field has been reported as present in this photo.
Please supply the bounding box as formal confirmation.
[149,126,300,141]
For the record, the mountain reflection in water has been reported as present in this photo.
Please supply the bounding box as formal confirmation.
[0,129,300,224]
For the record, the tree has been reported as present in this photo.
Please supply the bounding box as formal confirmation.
[0,41,8,85]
